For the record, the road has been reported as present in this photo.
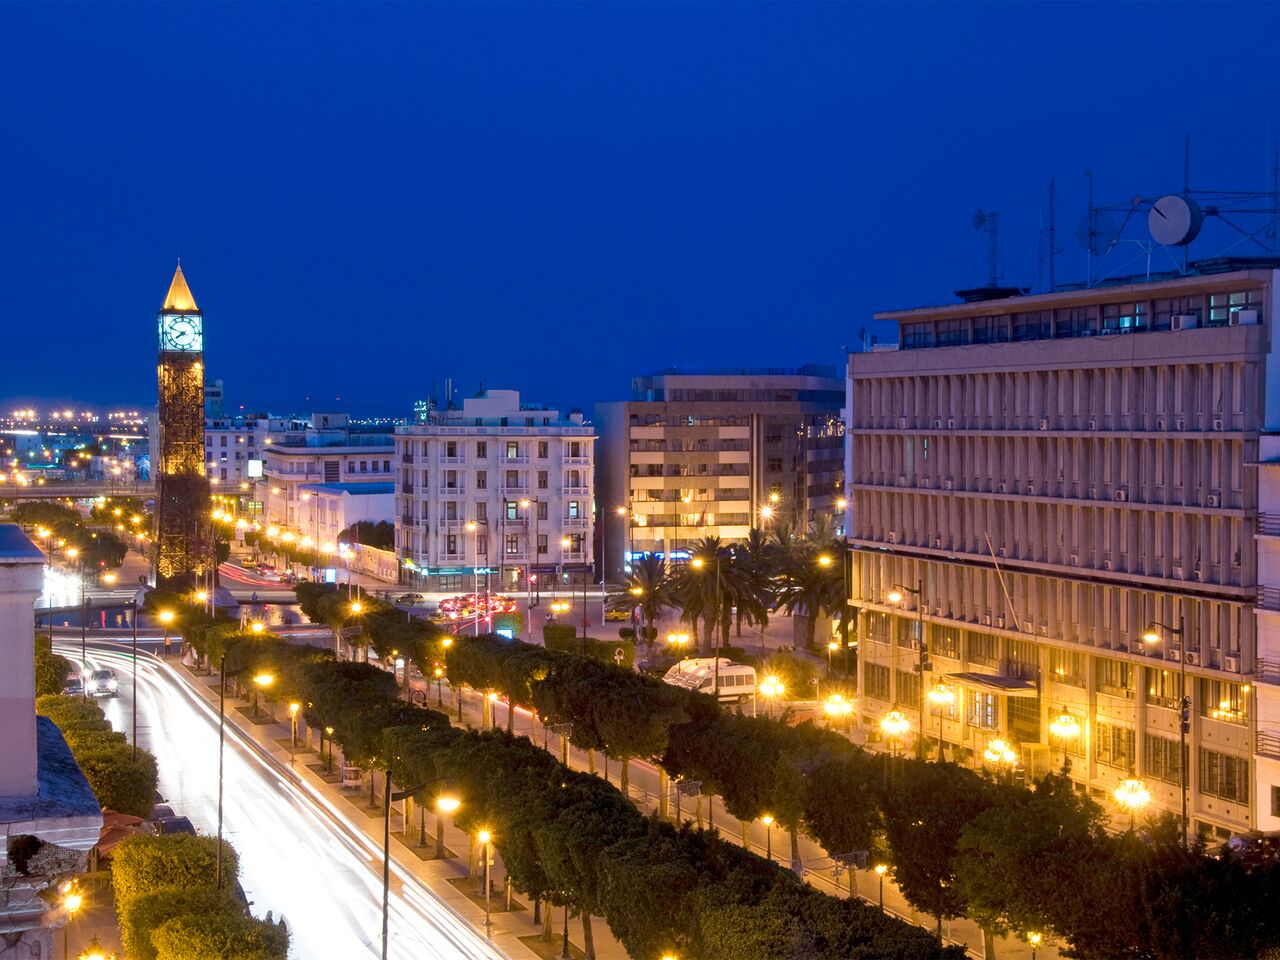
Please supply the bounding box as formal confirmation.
[58,637,504,960]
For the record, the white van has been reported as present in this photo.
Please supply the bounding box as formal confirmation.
[662,657,757,703]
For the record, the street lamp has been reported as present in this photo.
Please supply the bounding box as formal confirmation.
[1028,931,1043,960]
[1114,777,1152,831]
[63,883,82,959]
[983,737,1018,776]
[823,693,854,731]
[435,793,460,859]
[216,659,273,889]
[76,937,114,960]
[880,709,910,761]
[1142,618,1190,847]
[874,863,888,911]
[467,521,482,636]
[886,580,929,758]
[760,674,784,718]
[158,608,175,658]
[289,702,300,760]
[927,684,955,762]
[477,828,494,936]
[250,620,265,635]
[1048,710,1080,772]
[760,814,774,862]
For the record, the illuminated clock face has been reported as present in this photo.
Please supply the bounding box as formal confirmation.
[160,315,202,352]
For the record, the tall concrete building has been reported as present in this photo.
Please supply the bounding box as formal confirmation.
[596,367,844,577]
[394,390,595,594]
[847,264,1280,840]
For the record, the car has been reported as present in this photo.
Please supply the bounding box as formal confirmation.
[604,608,632,622]
[87,668,119,698]
[397,593,426,605]
[62,676,84,696]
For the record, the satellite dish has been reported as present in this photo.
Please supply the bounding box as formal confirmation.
[1075,210,1119,257]
[972,209,987,230]
[1148,195,1203,247]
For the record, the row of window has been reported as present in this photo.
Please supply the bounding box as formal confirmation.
[401,499,588,522]
[432,532,586,556]
[403,439,589,460]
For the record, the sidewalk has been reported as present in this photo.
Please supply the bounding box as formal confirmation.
[176,659,618,960]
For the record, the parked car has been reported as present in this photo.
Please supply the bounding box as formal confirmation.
[87,668,119,698]
[604,608,632,622]
[62,675,84,696]
[397,593,427,606]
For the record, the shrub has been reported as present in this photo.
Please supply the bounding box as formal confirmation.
[111,834,236,916]
[121,886,242,960]
[73,740,158,817]
[151,911,289,960]
[34,636,74,697]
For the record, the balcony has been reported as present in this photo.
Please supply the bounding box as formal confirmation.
[400,453,414,464]
[563,516,590,527]
[563,455,591,465]
[438,455,467,465]
[1261,513,1280,537]
[501,455,530,465]
[562,485,590,496]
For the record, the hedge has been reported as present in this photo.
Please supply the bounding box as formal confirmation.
[37,694,158,817]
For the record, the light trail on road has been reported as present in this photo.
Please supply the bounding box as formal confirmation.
[58,639,504,960]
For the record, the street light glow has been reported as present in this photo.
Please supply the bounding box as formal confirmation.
[158,610,175,625]
[252,673,275,687]
[436,795,461,814]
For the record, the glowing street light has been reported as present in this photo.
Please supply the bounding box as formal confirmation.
[435,793,460,859]
[477,828,494,935]
[760,813,775,861]
[1049,710,1080,771]
[823,693,854,730]
[1114,778,1151,830]
[927,683,955,761]
[760,674,784,717]
[874,863,888,910]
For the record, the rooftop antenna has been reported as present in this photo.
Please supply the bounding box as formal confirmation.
[972,209,999,286]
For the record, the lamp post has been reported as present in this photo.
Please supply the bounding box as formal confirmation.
[435,793,460,859]
[927,683,955,762]
[983,737,1018,783]
[880,708,909,788]
[65,546,86,691]
[760,674,784,718]
[380,768,434,960]
[691,550,725,693]
[823,693,854,732]
[289,702,300,762]
[887,580,928,759]
[761,814,774,861]
[1142,616,1190,848]
[873,863,888,911]
[519,497,542,611]
[130,596,138,759]
[158,608,175,659]
[478,828,493,936]
[1114,777,1152,832]
[62,883,82,959]
[1028,931,1043,960]
[467,521,481,636]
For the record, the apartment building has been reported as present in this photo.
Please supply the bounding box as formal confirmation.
[263,414,396,529]
[596,367,844,578]
[848,264,1280,840]
[205,413,305,485]
[394,390,596,594]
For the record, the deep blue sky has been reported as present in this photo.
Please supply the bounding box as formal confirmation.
[3,2,1280,417]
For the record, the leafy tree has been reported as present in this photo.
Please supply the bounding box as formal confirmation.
[617,555,676,651]
[771,531,845,650]
[338,519,395,550]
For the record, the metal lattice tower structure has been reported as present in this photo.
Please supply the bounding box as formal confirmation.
[154,263,213,588]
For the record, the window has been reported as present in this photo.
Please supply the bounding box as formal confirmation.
[446,441,457,458]
[928,625,961,659]
[476,470,487,490]
[1145,669,1184,710]
[967,633,1000,667]
[896,670,920,712]
[902,322,934,349]
[538,470,548,489]
[966,692,997,729]
[382,460,390,472]
[506,533,520,555]
[1094,722,1135,769]
[538,441,548,458]
[538,501,548,521]
[865,663,890,701]
[445,470,458,489]
[505,470,519,487]
[477,441,487,458]
[1200,749,1249,804]
[537,534,548,555]
[476,502,487,522]
[1144,734,1183,784]
[1271,785,1280,818]
[1097,658,1133,697]
[766,457,783,472]
[568,469,581,487]
[446,534,458,555]
[568,501,580,519]
[1208,289,1264,327]
[936,318,967,347]
[1049,649,1086,687]
[444,501,458,520]
[506,441,519,458]
[568,533,583,553]
[568,441,582,458]
[1200,679,1249,724]
[506,500,519,521]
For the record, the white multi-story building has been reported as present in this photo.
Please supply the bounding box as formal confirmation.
[205,414,305,486]
[394,390,595,594]
[848,264,1280,842]
[295,481,395,548]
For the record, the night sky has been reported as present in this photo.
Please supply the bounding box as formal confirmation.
[3,2,1279,416]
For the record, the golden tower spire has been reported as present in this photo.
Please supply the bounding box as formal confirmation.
[161,262,199,313]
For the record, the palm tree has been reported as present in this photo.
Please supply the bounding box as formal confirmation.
[730,528,775,645]
[615,555,675,651]
[672,536,749,656]
[773,533,846,651]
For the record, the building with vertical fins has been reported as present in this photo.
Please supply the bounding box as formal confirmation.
[154,264,212,587]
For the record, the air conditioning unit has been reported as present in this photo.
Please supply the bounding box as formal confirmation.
[1086,418,1097,431]
[997,547,1008,558]
[1088,484,1098,499]
[994,614,1006,628]
[997,482,1008,494]
[1026,482,1036,495]
[934,606,943,617]
[1103,559,1113,571]
[1069,553,1080,566]
[1172,313,1198,330]
[1167,647,1182,663]
[1184,651,1202,667]
[1156,417,1167,431]
[1212,417,1225,431]
[1131,640,1146,654]
[1115,487,1129,502]
[947,418,957,430]
[981,613,992,626]
[1039,622,1050,636]
[887,531,898,544]
[943,479,954,491]
[1172,565,1184,578]
[1195,568,1207,582]
[933,536,942,548]
[1175,416,1185,430]
[1207,493,1221,508]
[921,476,932,488]
[1224,655,1241,673]
[896,474,907,486]
[897,417,908,429]
[1231,309,1258,326]
[1038,418,1050,430]
[934,418,943,430]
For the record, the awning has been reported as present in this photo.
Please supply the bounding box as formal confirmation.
[945,672,1039,698]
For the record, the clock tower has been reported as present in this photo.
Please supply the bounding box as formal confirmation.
[154,263,212,588]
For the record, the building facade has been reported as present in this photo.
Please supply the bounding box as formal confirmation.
[296,482,394,548]
[206,413,305,486]
[596,367,845,578]
[848,265,1280,840]
[394,390,595,594]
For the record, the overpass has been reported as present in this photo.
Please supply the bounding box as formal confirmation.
[2,480,155,501]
